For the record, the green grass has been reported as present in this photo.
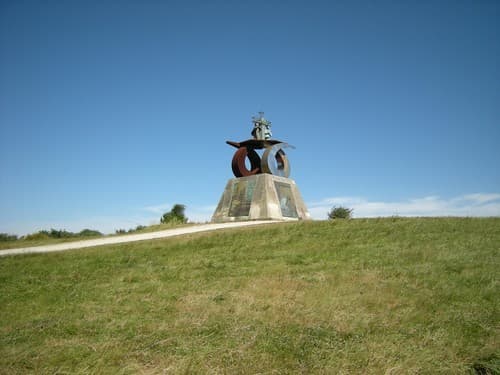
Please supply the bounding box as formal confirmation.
[0,222,194,251]
[125,222,196,234]
[0,234,103,250]
[0,218,499,374]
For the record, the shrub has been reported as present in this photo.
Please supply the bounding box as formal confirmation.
[115,225,148,235]
[0,233,18,242]
[24,229,77,240]
[125,225,147,233]
[79,229,103,237]
[161,204,188,224]
[24,232,51,241]
[47,229,75,238]
[328,206,353,220]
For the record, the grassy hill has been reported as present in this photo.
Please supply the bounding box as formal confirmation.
[0,218,498,374]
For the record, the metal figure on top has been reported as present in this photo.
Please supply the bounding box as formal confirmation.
[251,112,272,140]
[226,112,293,178]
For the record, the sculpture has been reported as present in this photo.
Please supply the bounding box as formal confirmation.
[211,112,311,222]
[226,112,293,178]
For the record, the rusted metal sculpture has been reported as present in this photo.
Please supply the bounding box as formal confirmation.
[212,112,311,222]
[227,113,293,178]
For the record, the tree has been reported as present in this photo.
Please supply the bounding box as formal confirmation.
[161,204,188,224]
[328,206,353,220]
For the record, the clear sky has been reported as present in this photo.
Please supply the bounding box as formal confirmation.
[1,0,499,235]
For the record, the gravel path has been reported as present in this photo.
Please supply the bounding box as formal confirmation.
[0,220,280,257]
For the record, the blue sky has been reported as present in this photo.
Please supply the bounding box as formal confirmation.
[1,0,499,235]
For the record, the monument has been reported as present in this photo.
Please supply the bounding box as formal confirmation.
[211,113,311,222]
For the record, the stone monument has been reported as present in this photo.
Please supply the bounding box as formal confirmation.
[211,113,311,222]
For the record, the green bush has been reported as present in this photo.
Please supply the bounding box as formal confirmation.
[46,229,75,238]
[78,229,103,237]
[23,229,103,240]
[328,206,353,220]
[24,232,51,241]
[0,233,18,242]
[161,204,188,224]
[115,225,147,235]
[124,225,147,234]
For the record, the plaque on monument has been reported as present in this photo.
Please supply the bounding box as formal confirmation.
[228,179,255,217]
[211,113,310,222]
[274,181,298,218]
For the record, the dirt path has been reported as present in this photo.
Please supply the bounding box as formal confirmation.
[0,221,280,257]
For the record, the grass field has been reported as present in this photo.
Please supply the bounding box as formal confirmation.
[0,218,498,374]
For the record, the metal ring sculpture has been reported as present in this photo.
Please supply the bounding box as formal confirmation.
[230,142,291,178]
[261,143,290,178]
[231,147,261,177]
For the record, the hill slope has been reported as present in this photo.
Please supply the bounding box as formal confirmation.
[0,218,499,374]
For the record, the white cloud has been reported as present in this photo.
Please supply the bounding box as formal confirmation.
[456,193,500,204]
[185,205,216,223]
[308,193,500,219]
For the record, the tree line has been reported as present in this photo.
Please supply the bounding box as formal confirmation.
[0,228,103,242]
[1,204,189,242]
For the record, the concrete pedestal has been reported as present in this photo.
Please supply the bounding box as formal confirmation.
[211,174,311,222]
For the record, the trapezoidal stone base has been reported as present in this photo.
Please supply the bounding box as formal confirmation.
[211,174,311,223]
